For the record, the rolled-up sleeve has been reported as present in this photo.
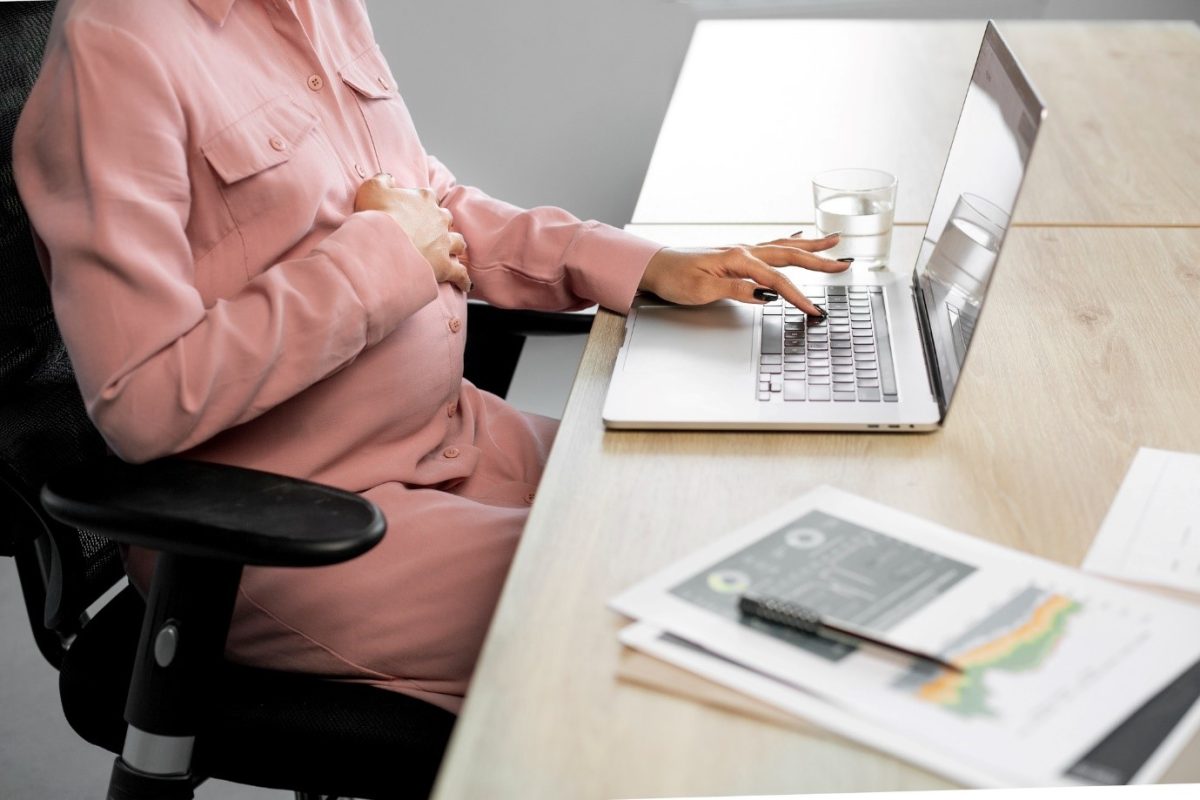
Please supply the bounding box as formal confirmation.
[14,18,438,463]
[426,156,662,315]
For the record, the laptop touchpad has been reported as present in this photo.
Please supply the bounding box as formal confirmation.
[622,303,755,375]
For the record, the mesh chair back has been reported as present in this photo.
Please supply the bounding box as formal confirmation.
[1,1,123,633]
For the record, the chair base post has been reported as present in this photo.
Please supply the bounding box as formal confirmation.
[107,756,194,800]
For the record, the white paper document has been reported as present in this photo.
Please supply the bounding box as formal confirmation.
[1084,447,1200,595]
[619,622,1011,789]
[611,486,1200,788]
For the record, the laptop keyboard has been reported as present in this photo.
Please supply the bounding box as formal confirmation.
[758,285,898,403]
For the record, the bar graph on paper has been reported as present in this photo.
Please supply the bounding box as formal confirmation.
[1084,447,1200,595]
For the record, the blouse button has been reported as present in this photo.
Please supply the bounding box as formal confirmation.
[307,74,324,91]
[354,163,367,179]
[377,75,390,90]
[443,447,460,459]
[524,491,536,505]
[448,318,462,333]
[268,136,286,151]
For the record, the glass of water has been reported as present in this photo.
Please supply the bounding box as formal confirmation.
[812,168,898,270]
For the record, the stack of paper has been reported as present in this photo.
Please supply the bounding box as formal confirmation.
[610,486,1200,788]
[1084,447,1200,596]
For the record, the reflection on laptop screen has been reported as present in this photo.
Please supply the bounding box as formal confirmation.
[913,22,1045,408]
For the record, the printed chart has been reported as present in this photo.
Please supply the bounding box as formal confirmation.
[670,510,976,660]
[895,586,1081,717]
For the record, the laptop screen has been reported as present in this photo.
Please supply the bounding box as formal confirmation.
[912,22,1045,413]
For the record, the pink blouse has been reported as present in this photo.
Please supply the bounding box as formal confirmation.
[15,0,662,711]
[15,0,659,486]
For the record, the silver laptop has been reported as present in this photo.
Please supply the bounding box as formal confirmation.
[603,22,1046,432]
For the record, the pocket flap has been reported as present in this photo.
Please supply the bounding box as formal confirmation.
[201,96,319,184]
[339,45,398,100]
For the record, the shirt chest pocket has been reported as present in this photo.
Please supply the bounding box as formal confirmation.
[339,45,428,187]
[201,96,340,251]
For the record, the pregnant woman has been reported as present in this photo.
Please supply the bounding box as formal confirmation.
[14,0,845,712]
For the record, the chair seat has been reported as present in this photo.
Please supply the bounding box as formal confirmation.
[59,587,455,800]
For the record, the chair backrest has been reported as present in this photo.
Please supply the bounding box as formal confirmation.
[1,0,124,664]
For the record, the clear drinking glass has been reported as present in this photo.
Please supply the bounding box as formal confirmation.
[812,168,898,270]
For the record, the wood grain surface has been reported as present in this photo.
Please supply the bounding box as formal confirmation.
[432,226,1200,799]
[631,21,1200,227]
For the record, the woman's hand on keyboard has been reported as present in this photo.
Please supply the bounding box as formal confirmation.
[637,232,847,316]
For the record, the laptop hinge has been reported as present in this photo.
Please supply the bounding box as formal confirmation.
[910,277,949,420]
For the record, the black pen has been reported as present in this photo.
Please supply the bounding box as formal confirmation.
[738,592,963,674]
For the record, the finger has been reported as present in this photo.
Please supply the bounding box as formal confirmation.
[440,207,454,227]
[755,232,841,253]
[447,258,472,294]
[713,277,773,306]
[354,178,388,212]
[749,244,850,273]
[371,172,395,188]
[448,232,467,257]
[725,253,822,315]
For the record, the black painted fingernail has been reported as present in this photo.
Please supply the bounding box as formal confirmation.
[752,288,778,302]
[808,304,828,320]
[837,257,855,263]
[790,229,804,237]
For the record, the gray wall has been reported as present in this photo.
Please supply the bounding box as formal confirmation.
[365,0,694,227]
[366,0,1198,228]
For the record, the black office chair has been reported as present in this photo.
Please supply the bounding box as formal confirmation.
[2,2,588,798]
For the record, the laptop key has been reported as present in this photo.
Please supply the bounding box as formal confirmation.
[833,390,857,402]
[808,376,830,385]
[868,292,899,400]
[808,385,831,401]
[784,354,805,363]
[858,386,882,401]
[761,314,782,355]
[761,364,782,374]
[770,376,783,392]
[758,391,771,401]
[760,354,782,365]
[783,381,805,401]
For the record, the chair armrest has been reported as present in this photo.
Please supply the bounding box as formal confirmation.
[467,301,595,337]
[41,456,384,567]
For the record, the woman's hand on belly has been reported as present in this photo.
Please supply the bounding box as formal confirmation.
[355,173,472,293]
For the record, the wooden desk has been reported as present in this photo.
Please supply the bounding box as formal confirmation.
[630,21,1200,227]
[433,20,1200,799]
[432,226,1200,799]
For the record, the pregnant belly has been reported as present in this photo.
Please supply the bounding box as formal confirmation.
[184,298,464,489]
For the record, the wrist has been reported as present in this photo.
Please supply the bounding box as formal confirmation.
[638,246,672,294]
